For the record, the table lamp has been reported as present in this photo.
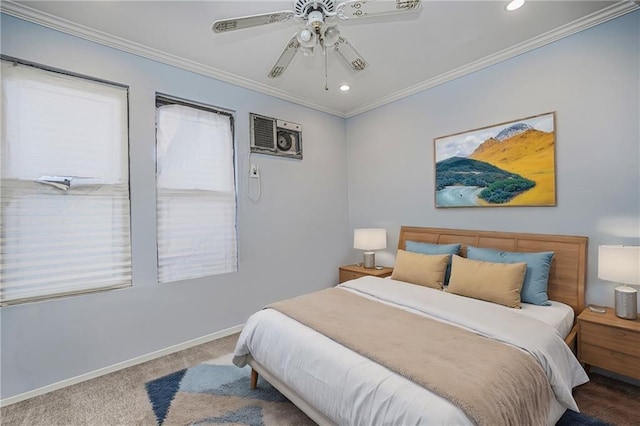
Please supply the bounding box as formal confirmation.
[598,245,640,320]
[354,228,386,269]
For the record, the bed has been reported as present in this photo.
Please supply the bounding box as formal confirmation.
[233,226,589,425]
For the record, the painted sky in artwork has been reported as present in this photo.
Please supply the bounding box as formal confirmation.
[435,114,554,163]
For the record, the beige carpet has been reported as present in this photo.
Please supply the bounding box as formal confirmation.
[1,334,241,425]
[2,331,639,426]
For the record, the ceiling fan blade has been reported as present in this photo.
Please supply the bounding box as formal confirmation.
[334,36,368,72]
[268,35,301,78]
[212,11,295,33]
[336,0,421,19]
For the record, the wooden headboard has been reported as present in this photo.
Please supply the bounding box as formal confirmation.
[398,226,588,316]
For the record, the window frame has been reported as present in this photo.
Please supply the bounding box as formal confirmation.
[0,56,132,306]
[154,93,238,284]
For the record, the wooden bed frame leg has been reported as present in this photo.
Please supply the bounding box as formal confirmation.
[250,368,258,389]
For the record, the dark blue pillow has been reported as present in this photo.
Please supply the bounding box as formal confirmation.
[466,246,554,306]
[405,242,461,286]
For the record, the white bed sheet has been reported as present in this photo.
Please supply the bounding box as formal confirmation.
[234,277,588,425]
[520,300,575,339]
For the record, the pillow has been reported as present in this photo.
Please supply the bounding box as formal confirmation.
[405,241,461,286]
[391,250,449,289]
[447,255,526,308]
[466,246,554,306]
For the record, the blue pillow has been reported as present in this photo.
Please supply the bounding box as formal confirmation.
[466,246,554,306]
[405,242,461,285]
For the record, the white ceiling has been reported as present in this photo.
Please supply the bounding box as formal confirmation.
[2,1,638,117]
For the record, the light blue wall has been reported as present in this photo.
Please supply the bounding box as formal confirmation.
[0,14,350,399]
[346,11,640,309]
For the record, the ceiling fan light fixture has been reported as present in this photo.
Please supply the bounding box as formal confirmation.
[297,26,317,48]
[300,28,312,42]
[299,45,314,57]
[506,0,525,11]
[322,24,341,46]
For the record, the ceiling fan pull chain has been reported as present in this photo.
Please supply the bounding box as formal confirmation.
[324,44,329,91]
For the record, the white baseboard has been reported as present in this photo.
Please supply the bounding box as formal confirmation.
[0,324,244,407]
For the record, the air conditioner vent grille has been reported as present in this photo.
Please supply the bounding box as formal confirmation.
[252,116,276,149]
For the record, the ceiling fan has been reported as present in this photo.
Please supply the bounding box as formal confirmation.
[212,0,422,80]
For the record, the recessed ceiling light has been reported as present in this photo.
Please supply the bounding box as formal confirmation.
[339,84,350,92]
[506,0,525,11]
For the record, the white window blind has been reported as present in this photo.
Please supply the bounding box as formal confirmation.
[0,60,131,305]
[156,100,237,283]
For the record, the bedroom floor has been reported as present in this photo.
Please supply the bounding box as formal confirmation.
[2,332,639,426]
[1,334,241,425]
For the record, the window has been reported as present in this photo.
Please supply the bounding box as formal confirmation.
[155,95,237,283]
[0,59,131,305]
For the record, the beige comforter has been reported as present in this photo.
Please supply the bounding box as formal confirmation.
[269,287,554,426]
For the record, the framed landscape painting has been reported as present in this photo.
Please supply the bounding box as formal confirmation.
[434,112,556,208]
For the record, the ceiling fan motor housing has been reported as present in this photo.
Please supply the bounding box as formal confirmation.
[307,10,325,30]
[295,0,336,16]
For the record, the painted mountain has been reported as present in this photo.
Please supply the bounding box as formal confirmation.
[436,157,534,204]
[435,121,555,206]
[469,125,555,206]
[494,123,533,141]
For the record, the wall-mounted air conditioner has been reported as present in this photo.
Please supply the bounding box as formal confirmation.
[250,113,302,160]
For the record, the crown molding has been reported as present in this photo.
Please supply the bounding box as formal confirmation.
[2,1,638,119]
[0,1,345,118]
[345,0,639,118]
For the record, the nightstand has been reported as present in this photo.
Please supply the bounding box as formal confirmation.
[339,264,393,284]
[577,307,640,380]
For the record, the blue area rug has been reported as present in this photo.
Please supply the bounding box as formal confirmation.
[145,353,313,425]
[556,409,611,426]
[146,353,609,425]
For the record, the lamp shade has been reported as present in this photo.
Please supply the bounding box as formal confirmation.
[598,245,640,285]
[354,228,387,251]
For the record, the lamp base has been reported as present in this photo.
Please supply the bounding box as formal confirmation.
[615,285,637,320]
[362,251,375,269]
